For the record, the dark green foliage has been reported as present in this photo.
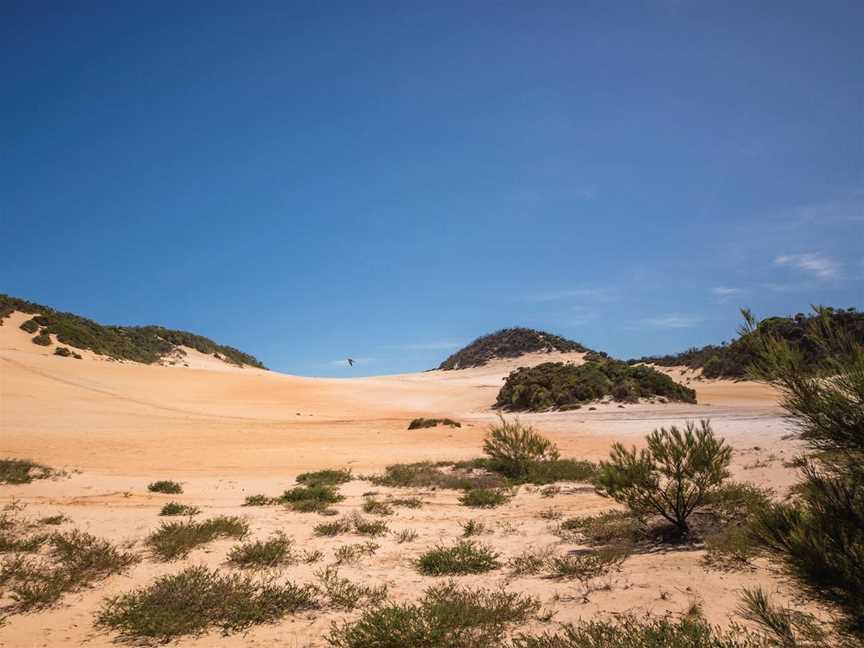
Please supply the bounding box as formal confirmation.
[296,468,352,486]
[32,332,51,346]
[97,565,318,640]
[0,458,54,484]
[53,346,72,357]
[482,415,559,479]
[459,488,510,508]
[509,614,765,648]
[461,520,487,537]
[243,494,273,506]
[596,420,731,536]
[159,502,201,516]
[438,327,588,370]
[19,319,39,333]
[497,361,696,411]
[147,480,183,494]
[0,293,266,368]
[280,484,344,512]
[0,532,49,553]
[408,417,462,429]
[146,516,249,561]
[737,588,826,648]
[38,515,66,526]
[417,541,501,575]
[227,533,296,569]
[370,461,506,490]
[524,459,598,484]
[352,514,390,537]
[629,306,864,380]
[743,307,864,635]
[326,580,540,648]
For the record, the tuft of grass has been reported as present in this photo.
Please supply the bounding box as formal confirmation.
[362,498,394,516]
[146,516,249,561]
[351,514,389,537]
[326,580,540,648]
[243,494,273,506]
[39,515,66,526]
[333,541,379,565]
[408,417,462,430]
[546,549,627,582]
[280,484,344,512]
[0,532,49,553]
[459,488,510,508]
[316,566,388,610]
[315,518,354,537]
[461,519,487,537]
[508,547,555,576]
[147,480,183,494]
[227,533,296,569]
[296,469,352,486]
[159,502,201,517]
[417,540,501,575]
[389,496,424,509]
[395,528,418,543]
[0,458,54,484]
[559,510,644,547]
[303,549,324,563]
[97,565,319,641]
[370,462,505,490]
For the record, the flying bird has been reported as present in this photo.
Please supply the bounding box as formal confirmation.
[347,358,354,367]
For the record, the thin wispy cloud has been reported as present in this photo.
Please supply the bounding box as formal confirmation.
[642,314,705,329]
[712,287,742,300]
[774,252,840,280]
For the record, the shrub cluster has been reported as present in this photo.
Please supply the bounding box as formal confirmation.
[416,540,501,575]
[496,360,696,411]
[438,327,587,370]
[0,458,54,484]
[280,484,345,512]
[146,516,249,561]
[408,417,461,429]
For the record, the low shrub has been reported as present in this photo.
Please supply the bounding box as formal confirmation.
[483,416,559,479]
[316,566,388,610]
[146,516,249,561]
[19,319,39,333]
[333,541,379,565]
[417,541,501,575]
[546,549,627,582]
[243,494,273,506]
[147,480,183,494]
[408,418,462,429]
[362,498,393,516]
[559,510,644,547]
[461,520,487,537]
[395,529,418,543]
[389,497,424,508]
[459,488,510,508]
[326,580,540,648]
[159,502,201,517]
[54,346,72,357]
[0,458,54,484]
[97,566,318,641]
[370,462,505,490]
[39,515,66,526]
[280,484,344,512]
[32,332,52,346]
[524,459,598,485]
[508,547,555,576]
[315,518,354,537]
[227,533,296,569]
[296,469,352,486]
[352,514,389,537]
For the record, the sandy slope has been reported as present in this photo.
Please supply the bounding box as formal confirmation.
[0,311,819,647]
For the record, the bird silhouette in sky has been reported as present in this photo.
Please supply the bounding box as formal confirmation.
[347,358,354,367]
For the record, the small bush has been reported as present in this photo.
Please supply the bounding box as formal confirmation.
[560,510,643,547]
[326,580,540,648]
[296,469,352,486]
[0,532,49,553]
[546,549,627,582]
[280,484,344,512]
[19,319,39,334]
[53,346,72,357]
[389,496,424,508]
[243,494,273,506]
[316,566,388,609]
[459,488,510,508]
[395,529,418,543]
[483,416,559,479]
[352,514,389,537]
[595,420,731,537]
[417,541,501,575]
[408,418,462,430]
[39,515,66,526]
[147,480,183,494]
[97,566,318,641]
[227,533,296,569]
[0,458,53,484]
[159,502,201,516]
[370,461,506,490]
[334,541,379,565]
[461,520,487,537]
[315,518,354,537]
[508,547,554,576]
[524,459,598,485]
[146,516,249,561]
[32,332,52,346]
[362,498,393,516]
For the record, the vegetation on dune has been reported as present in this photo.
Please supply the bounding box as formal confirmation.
[438,327,588,370]
[496,360,696,411]
[227,533,297,569]
[147,480,183,494]
[316,566,388,610]
[741,307,864,638]
[97,565,318,641]
[482,415,560,478]
[280,483,345,512]
[629,306,864,380]
[19,318,39,333]
[595,420,731,538]
[326,581,540,648]
[408,417,462,429]
[0,458,55,484]
[146,516,249,561]
[159,502,201,517]
[0,293,266,368]
[459,488,510,508]
[416,540,501,575]
[32,332,51,346]
[296,468,353,486]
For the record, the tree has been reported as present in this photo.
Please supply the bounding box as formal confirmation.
[743,307,864,637]
[595,420,731,537]
[482,415,559,479]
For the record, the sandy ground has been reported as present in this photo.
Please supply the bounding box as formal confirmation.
[0,310,819,647]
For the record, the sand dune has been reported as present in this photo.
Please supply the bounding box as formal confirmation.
[0,310,816,647]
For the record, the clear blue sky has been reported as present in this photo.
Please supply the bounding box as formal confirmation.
[2,2,862,376]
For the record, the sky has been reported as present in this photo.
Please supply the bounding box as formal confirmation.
[2,1,862,376]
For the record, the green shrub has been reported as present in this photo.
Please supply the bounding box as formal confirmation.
[408,418,462,429]
[524,459,598,484]
[159,502,200,516]
[595,420,731,537]
[459,488,510,508]
[53,346,72,357]
[227,533,296,569]
[0,458,53,484]
[560,511,644,547]
[389,497,424,508]
[147,480,183,494]
[19,319,39,333]
[280,484,344,512]
[395,529,418,543]
[362,498,393,516]
[417,541,501,575]
[497,360,696,411]
[508,547,554,576]
[31,332,51,346]
[242,494,273,506]
[546,549,627,582]
[327,580,539,648]
[461,520,487,537]
[296,469,352,486]
[370,461,505,490]
[315,518,354,537]
[483,416,559,479]
[737,587,827,648]
[438,327,587,370]
[146,516,249,561]
[316,566,388,610]
[352,514,389,537]
[333,541,379,565]
[97,566,318,641]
